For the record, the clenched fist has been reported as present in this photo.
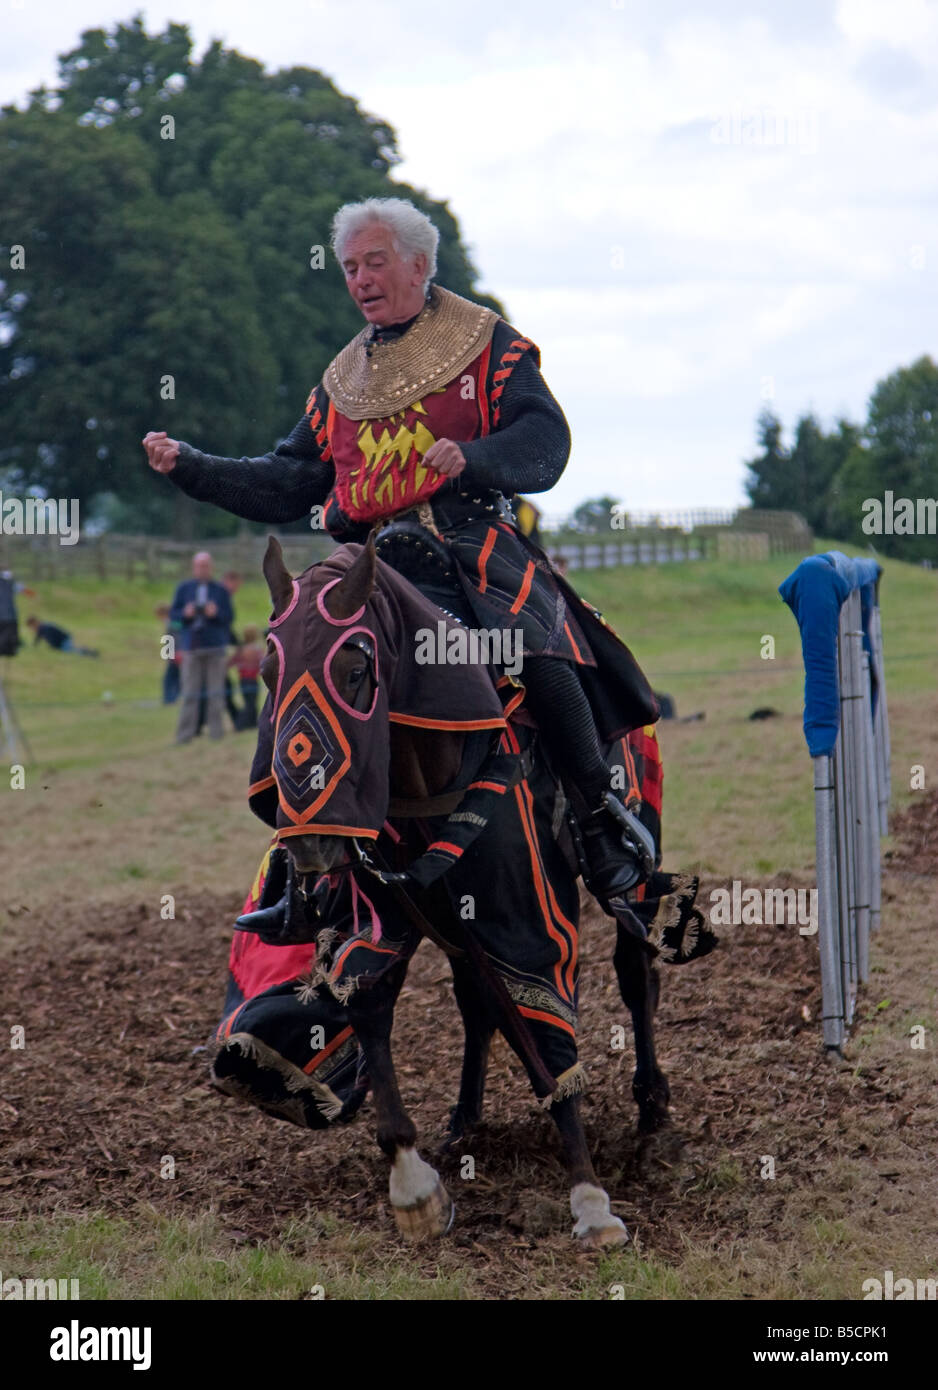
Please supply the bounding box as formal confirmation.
[143,431,181,474]
[424,438,466,478]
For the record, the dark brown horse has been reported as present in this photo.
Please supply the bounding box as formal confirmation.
[251,532,670,1247]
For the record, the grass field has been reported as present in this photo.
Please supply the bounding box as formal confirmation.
[2,539,933,905]
[0,539,935,1300]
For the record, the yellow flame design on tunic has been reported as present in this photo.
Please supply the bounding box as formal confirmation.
[349,400,438,511]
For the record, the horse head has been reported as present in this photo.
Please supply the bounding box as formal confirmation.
[253,534,379,875]
[250,533,505,878]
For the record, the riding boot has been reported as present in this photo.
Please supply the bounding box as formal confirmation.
[234,845,321,945]
[574,789,656,903]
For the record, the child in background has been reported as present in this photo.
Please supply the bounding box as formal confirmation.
[231,624,264,730]
[155,602,184,704]
[26,616,98,657]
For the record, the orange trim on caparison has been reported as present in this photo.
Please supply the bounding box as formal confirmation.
[248,775,277,799]
[274,671,352,825]
[512,781,572,1000]
[518,768,578,997]
[504,721,576,1001]
[303,1023,354,1075]
[276,823,379,840]
[500,686,526,721]
[427,840,463,857]
[517,1006,576,1039]
[388,712,505,731]
[477,527,498,595]
[330,935,400,977]
[509,561,535,615]
[219,1003,246,1040]
[563,620,585,665]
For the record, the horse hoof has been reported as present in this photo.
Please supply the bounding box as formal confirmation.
[634,1074,671,1133]
[435,1111,481,1157]
[570,1182,629,1250]
[390,1148,454,1240]
[575,1217,629,1250]
[392,1179,455,1240]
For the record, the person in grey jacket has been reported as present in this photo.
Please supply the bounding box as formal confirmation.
[169,551,233,743]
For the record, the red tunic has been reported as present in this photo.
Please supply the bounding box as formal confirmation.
[324,341,493,524]
[299,328,659,736]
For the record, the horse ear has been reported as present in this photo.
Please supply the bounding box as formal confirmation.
[263,535,294,616]
[324,532,377,619]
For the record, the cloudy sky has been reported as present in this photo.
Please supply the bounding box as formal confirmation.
[4,0,938,519]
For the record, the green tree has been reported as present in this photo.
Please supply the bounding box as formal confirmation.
[810,419,863,538]
[829,356,938,560]
[0,16,503,536]
[787,414,862,533]
[567,496,621,533]
[744,409,862,537]
[743,409,794,511]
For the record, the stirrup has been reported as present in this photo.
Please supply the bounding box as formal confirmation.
[567,793,656,904]
[234,847,321,945]
[600,791,656,880]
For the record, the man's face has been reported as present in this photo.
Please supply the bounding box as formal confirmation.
[192,555,213,580]
[340,224,427,326]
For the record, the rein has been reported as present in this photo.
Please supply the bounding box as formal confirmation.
[356,838,558,1101]
[359,740,534,891]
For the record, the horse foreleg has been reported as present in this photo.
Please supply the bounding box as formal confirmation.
[445,958,494,1145]
[549,1094,629,1249]
[346,962,453,1240]
[614,926,670,1133]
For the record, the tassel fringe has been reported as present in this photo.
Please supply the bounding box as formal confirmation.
[211,1031,345,1123]
[539,1061,587,1108]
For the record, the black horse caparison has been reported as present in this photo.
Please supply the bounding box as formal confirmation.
[253,533,669,1247]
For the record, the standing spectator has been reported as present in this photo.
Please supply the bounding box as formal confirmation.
[169,551,233,744]
[155,602,183,704]
[196,569,242,734]
[0,570,32,657]
[230,624,264,730]
[25,616,98,656]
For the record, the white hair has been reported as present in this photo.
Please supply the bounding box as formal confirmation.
[331,197,439,292]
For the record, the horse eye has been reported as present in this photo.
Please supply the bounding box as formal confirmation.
[349,665,366,686]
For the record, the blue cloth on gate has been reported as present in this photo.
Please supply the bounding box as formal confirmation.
[778,552,882,758]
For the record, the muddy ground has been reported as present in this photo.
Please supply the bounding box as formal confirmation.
[1,790,936,1297]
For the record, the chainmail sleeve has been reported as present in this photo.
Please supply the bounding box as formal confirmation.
[458,334,571,494]
[166,404,335,525]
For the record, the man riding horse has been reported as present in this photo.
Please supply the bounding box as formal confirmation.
[144,196,658,915]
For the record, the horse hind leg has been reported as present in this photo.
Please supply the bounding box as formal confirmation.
[549,1094,629,1249]
[613,925,670,1133]
[346,959,453,1240]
